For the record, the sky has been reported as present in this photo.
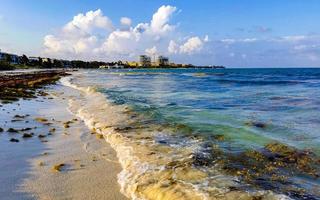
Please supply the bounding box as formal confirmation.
[0,0,320,67]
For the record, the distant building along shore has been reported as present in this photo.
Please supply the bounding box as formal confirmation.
[0,50,225,70]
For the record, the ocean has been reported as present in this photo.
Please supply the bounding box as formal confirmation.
[61,68,320,200]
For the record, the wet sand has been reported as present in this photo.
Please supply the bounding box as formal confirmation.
[0,77,127,199]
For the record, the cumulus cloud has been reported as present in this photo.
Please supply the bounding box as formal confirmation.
[120,17,132,26]
[43,5,207,61]
[168,40,179,54]
[179,37,204,54]
[150,5,177,34]
[145,46,158,56]
[63,9,113,34]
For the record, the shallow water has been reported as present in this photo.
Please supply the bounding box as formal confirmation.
[61,68,320,200]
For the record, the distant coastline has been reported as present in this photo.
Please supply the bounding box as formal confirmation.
[0,51,225,71]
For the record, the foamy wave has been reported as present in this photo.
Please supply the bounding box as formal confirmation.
[60,75,290,200]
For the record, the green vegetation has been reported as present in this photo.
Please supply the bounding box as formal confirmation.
[0,61,15,70]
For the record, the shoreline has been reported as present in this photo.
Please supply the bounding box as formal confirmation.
[0,71,127,200]
[2,69,320,200]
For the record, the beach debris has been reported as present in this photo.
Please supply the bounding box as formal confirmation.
[92,156,98,162]
[38,161,45,166]
[22,133,33,138]
[42,152,49,156]
[212,134,225,141]
[9,138,19,142]
[52,163,65,172]
[63,120,74,128]
[38,134,46,138]
[14,114,26,118]
[7,128,19,133]
[20,127,32,131]
[11,119,23,122]
[63,124,70,128]
[35,117,48,123]
[49,128,56,134]
[96,134,104,139]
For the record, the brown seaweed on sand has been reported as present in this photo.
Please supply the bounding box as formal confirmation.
[52,163,65,172]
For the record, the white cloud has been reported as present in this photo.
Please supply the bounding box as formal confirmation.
[281,35,306,42]
[179,37,204,54]
[204,35,209,42]
[145,46,158,56]
[221,38,257,44]
[63,9,113,34]
[168,40,179,54]
[43,6,207,62]
[120,17,132,26]
[150,5,177,34]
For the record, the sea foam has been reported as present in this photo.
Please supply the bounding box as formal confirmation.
[60,74,290,200]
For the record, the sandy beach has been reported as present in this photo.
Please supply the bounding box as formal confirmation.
[0,71,127,200]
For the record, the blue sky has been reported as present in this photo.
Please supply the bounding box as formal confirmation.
[0,0,320,67]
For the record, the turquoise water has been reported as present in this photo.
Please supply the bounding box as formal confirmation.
[75,68,320,199]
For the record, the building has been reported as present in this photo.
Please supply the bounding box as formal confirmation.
[125,61,139,68]
[139,55,151,67]
[0,51,19,64]
[156,56,169,66]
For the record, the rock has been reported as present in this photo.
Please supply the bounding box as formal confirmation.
[22,133,33,138]
[10,138,19,142]
[0,127,3,132]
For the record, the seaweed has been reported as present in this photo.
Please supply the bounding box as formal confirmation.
[52,163,65,172]
[9,138,19,142]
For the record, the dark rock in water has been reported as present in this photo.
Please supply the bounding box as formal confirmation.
[245,121,267,129]
[10,138,19,142]
[7,128,19,133]
[22,133,33,138]
[0,127,3,132]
